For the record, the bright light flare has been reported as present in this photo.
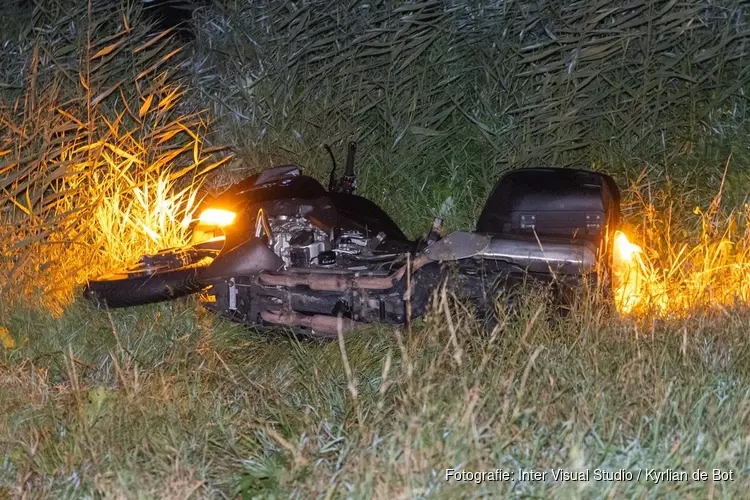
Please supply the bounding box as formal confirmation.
[612,230,644,314]
[614,231,642,262]
[199,208,236,227]
[611,230,667,315]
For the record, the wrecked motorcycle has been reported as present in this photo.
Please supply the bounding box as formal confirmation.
[84,143,620,336]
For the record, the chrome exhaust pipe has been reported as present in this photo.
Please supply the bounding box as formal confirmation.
[422,231,597,275]
[479,236,597,275]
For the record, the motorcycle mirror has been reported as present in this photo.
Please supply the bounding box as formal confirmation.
[345,141,356,177]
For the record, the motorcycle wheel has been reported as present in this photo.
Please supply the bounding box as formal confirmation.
[83,248,215,308]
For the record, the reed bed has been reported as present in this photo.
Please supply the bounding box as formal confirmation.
[0,1,225,310]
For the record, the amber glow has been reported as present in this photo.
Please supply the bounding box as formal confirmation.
[199,208,236,227]
[612,221,750,316]
[614,231,640,261]
[612,230,666,314]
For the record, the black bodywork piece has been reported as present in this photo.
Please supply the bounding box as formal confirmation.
[84,149,620,337]
[477,168,619,244]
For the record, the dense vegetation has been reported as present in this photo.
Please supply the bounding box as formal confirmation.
[2,0,750,497]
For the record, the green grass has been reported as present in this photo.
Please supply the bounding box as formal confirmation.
[3,0,750,497]
[2,294,750,497]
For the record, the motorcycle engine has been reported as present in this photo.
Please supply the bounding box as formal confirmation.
[268,215,372,269]
[269,215,330,268]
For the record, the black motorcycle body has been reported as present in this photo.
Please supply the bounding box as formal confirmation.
[84,162,620,337]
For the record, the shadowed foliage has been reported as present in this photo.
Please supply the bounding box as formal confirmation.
[189,0,750,233]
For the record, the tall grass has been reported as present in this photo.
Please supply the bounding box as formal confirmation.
[1,288,750,496]
[614,166,750,316]
[190,0,750,234]
[0,1,224,311]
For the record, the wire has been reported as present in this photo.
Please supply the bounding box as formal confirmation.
[323,144,337,191]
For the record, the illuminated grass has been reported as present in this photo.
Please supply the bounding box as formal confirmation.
[0,2,226,311]
[612,163,750,317]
